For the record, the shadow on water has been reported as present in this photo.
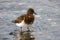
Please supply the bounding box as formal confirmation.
[19,30,35,40]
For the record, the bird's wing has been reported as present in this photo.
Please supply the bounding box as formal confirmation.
[12,14,26,23]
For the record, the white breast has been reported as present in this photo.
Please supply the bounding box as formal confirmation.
[16,20,31,27]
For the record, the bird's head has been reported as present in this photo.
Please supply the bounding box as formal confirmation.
[27,8,37,15]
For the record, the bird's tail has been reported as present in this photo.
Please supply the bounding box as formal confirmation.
[12,20,18,23]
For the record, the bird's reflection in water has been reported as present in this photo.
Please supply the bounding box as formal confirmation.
[9,29,35,40]
[19,30,35,40]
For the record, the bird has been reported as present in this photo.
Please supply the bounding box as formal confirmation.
[12,8,37,31]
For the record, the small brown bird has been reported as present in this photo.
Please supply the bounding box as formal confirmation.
[12,8,37,31]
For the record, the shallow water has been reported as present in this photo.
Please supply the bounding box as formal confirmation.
[0,0,60,40]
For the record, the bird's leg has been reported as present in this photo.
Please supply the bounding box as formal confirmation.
[27,27,30,32]
[20,27,22,32]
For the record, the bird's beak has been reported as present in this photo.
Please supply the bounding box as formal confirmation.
[34,12,37,15]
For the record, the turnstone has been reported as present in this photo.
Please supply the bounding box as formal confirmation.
[12,8,36,31]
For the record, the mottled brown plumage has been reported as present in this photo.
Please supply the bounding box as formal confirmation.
[12,8,36,31]
[12,14,25,23]
[12,8,36,24]
[12,14,34,24]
